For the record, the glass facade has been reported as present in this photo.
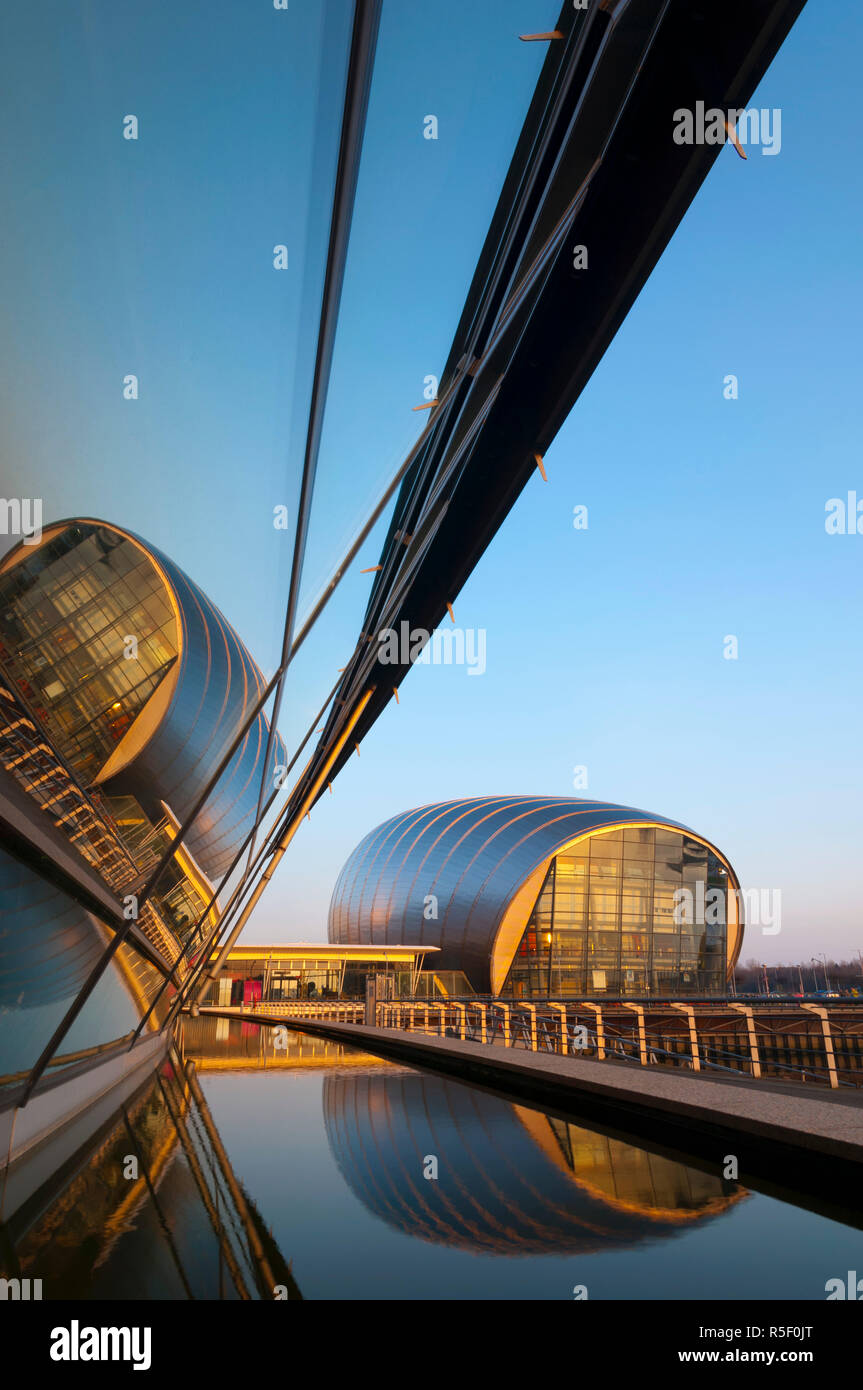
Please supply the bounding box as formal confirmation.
[0,845,170,1091]
[5,1053,290,1298]
[101,794,218,954]
[0,517,284,1116]
[0,522,178,784]
[199,952,436,1005]
[501,827,729,998]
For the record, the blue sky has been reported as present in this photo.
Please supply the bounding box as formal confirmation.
[2,1,861,965]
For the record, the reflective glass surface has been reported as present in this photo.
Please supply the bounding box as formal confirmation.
[0,524,178,781]
[2,1051,286,1299]
[0,845,166,1089]
[503,828,729,998]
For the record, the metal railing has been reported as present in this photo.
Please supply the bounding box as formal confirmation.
[0,678,183,966]
[213,1001,365,1023]
[372,999,863,1090]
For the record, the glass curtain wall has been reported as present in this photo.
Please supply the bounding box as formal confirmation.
[0,523,178,784]
[502,827,729,998]
[0,845,171,1093]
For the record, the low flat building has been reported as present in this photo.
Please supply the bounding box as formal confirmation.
[204,943,440,1006]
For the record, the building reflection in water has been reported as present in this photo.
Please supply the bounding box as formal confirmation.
[323,1071,746,1255]
[0,1050,297,1300]
[2,1023,747,1297]
[180,1014,394,1072]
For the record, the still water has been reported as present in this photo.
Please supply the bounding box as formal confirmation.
[3,1017,862,1299]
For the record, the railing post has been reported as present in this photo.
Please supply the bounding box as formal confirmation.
[802,1004,839,1088]
[519,1002,538,1051]
[621,1002,647,1066]
[547,1003,568,1055]
[669,1003,700,1072]
[476,1003,487,1044]
[409,1003,415,1032]
[452,1002,466,1040]
[581,1003,605,1059]
[499,1003,511,1048]
[729,1003,761,1078]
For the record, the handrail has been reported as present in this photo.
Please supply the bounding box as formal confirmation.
[364,999,861,1090]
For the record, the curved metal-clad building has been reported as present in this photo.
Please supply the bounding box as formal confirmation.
[92,526,283,882]
[0,845,106,1012]
[329,796,743,996]
[323,1071,744,1254]
[0,518,284,883]
[0,844,163,1082]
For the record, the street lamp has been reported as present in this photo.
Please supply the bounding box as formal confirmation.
[818,953,831,992]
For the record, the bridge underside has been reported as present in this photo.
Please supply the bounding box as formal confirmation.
[287,0,807,822]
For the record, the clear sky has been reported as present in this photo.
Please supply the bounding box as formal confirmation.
[2,1,861,966]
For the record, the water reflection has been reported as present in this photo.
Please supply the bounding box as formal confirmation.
[0,1051,297,1300]
[323,1071,745,1255]
[8,1020,862,1300]
[181,1013,388,1071]
[183,1020,746,1259]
